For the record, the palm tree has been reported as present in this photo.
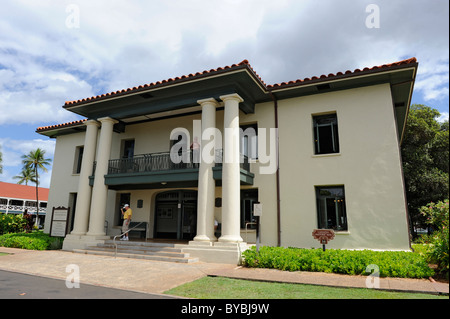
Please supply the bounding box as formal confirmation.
[21,148,51,227]
[13,167,37,185]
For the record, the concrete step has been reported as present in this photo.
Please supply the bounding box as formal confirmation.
[73,248,199,263]
[86,245,191,258]
[71,239,250,264]
[99,242,185,253]
[104,239,177,247]
[72,240,199,263]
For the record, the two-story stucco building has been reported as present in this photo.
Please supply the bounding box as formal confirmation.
[37,58,417,262]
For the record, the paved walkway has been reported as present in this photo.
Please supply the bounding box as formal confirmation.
[0,247,448,297]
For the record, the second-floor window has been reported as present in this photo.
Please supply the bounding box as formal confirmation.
[240,123,258,160]
[73,146,84,174]
[313,113,340,155]
[121,139,135,158]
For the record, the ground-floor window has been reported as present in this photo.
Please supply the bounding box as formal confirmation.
[315,186,347,231]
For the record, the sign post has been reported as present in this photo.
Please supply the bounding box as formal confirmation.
[312,229,335,251]
[253,203,262,253]
[50,206,70,237]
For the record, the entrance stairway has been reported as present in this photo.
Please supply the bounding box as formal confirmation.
[72,239,250,264]
[73,240,199,263]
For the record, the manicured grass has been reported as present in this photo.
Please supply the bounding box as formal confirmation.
[164,277,447,299]
[0,252,8,256]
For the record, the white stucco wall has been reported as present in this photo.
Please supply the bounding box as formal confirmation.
[276,83,410,250]
[44,132,86,233]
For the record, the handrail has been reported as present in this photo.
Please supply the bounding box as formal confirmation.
[112,221,145,258]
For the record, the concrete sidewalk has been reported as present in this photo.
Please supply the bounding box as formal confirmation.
[0,247,448,297]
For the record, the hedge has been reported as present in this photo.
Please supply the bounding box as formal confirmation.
[0,231,63,250]
[242,246,434,279]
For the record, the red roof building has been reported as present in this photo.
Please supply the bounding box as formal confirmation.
[0,181,49,215]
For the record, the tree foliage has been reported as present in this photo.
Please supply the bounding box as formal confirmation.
[401,104,449,234]
[21,148,52,226]
[13,166,37,185]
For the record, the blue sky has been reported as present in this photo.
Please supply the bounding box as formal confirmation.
[0,0,448,188]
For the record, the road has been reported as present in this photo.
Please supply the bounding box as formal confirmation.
[0,270,180,299]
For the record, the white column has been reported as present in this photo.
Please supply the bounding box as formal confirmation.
[194,98,218,242]
[70,120,99,235]
[219,93,243,242]
[86,117,117,237]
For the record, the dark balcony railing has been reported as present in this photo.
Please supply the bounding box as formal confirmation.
[105,149,250,175]
[213,149,250,172]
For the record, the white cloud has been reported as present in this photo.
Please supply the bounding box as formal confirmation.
[415,73,450,101]
[437,112,449,123]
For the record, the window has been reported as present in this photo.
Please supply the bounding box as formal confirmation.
[313,114,339,154]
[240,123,258,160]
[73,146,84,174]
[316,186,347,231]
[121,139,135,158]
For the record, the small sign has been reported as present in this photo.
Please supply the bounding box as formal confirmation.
[312,229,335,245]
[253,203,262,217]
[50,206,70,237]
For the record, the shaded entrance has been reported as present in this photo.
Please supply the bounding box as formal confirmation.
[154,190,197,240]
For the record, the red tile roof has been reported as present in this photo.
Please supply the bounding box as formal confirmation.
[37,57,417,133]
[62,57,417,107]
[36,119,87,132]
[64,59,264,107]
[267,57,417,89]
[0,181,49,201]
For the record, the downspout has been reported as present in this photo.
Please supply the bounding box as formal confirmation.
[270,92,281,247]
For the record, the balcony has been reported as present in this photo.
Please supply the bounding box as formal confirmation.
[89,150,254,190]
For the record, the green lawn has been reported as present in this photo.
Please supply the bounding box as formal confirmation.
[165,277,448,299]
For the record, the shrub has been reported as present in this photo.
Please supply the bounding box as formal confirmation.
[0,231,63,250]
[0,214,27,235]
[418,199,449,275]
[242,246,434,279]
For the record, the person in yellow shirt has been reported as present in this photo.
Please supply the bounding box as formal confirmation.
[121,204,132,241]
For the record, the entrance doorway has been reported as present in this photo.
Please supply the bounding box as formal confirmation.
[154,190,197,240]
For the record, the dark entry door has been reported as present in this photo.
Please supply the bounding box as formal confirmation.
[154,190,197,240]
[155,203,179,239]
[182,203,197,240]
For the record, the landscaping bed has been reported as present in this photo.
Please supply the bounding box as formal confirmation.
[242,246,435,279]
